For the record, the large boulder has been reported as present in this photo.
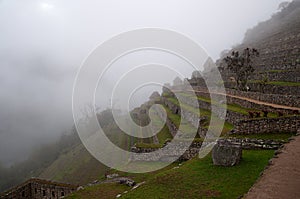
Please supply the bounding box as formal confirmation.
[212,139,242,166]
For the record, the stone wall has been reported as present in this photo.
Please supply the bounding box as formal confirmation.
[130,137,285,162]
[191,88,298,115]
[229,116,300,135]
[221,138,285,150]
[0,178,78,199]
[226,88,300,108]
[165,93,247,125]
[130,141,203,162]
[251,70,300,82]
[216,21,300,93]
[156,98,207,138]
[224,81,300,96]
[218,24,300,72]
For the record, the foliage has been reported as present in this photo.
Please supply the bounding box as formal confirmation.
[68,150,274,199]
[224,48,259,90]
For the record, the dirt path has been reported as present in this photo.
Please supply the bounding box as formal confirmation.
[179,89,300,111]
[245,135,300,199]
[212,91,300,111]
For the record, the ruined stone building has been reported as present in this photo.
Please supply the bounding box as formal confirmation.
[0,178,78,199]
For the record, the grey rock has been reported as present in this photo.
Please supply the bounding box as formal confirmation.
[119,178,136,187]
[212,140,242,167]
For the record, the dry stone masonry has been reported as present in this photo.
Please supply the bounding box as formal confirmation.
[0,178,78,199]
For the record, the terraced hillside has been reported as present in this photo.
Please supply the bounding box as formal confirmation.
[2,1,298,198]
[218,0,300,95]
[65,1,300,198]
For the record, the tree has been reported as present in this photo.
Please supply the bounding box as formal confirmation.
[259,74,269,93]
[223,48,259,90]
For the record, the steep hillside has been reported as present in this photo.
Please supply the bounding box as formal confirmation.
[39,110,134,186]
[64,2,300,198]
[2,2,299,198]
[39,143,107,185]
[218,0,300,92]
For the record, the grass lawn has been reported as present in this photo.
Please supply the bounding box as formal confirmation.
[123,150,274,199]
[68,150,274,199]
[67,183,130,199]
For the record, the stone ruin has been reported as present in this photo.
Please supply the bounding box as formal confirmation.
[0,178,78,199]
[212,139,242,167]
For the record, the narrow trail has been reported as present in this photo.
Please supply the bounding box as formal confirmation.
[245,134,300,199]
[176,89,300,111]
[211,91,300,111]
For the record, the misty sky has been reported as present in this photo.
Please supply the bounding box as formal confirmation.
[0,0,288,166]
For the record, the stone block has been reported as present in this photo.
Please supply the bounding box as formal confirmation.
[212,140,242,167]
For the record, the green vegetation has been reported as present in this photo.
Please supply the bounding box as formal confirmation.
[149,110,173,145]
[67,183,130,199]
[165,95,233,135]
[0,130,81,192]
[222,121,234,133]
[156,125,173,145]
[266,81,300,86]
[176,92,264,117]
[39,144,108,185]
[68,150,274,199]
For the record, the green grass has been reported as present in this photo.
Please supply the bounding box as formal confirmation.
[148,109,173,145]
[39,144,108,185]
[69,150,274,199]
[156,125,173,145]
[266,81,300,86]
[176,92,264,117]
[164,96,233,135]
[222,122,234,133]
[225,132,295,142]
[163,105,198,136]
[67,183,130,199]
[123,150,274,199]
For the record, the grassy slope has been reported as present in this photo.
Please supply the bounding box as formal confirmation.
[39,144,108,185]
[67,150,274,199]
[39,122,133,185]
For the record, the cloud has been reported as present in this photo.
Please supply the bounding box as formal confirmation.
[0,0,287,165]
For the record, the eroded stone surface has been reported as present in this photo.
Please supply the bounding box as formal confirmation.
[212,140,242,167]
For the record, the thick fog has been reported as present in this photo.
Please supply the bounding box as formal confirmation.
[0,0,288,166]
